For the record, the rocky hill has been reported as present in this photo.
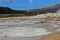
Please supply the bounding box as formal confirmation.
[0,4,60,15]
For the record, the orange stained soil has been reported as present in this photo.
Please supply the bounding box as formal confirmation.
[40,32,60,40]
[20,16,29,19]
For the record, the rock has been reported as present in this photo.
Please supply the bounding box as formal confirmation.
[55,16,60,21]
[39,19,49,23]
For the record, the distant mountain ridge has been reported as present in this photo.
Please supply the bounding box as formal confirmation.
[28,4,60,13]
[0,4,60,14]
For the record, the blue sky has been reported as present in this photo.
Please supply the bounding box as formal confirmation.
[0,0,60,10]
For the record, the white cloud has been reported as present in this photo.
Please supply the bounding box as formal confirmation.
[13,1,16,4]
[29,0,33,3]
[0,0,10,3]
[0,0,16,4]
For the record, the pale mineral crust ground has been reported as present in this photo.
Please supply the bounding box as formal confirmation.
[0,13,60,40]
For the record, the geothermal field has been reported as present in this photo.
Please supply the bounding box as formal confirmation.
[0,13,60,40]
